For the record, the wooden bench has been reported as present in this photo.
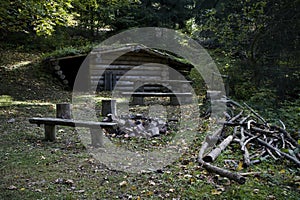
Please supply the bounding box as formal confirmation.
[29,117,117,147]
[121,91,193,105]
[121,92,192,97]
[117,79,193,105]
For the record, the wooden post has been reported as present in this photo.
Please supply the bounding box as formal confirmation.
[101,100,117,117]
[170,82,180,105]
[90,128,103,147]
[56,103,71,119]
[170,95,180,105]
[132,80,144,105]
[44,125,56,141]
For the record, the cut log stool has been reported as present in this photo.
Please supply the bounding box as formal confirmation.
[101,100,117,117]
[56,103,71,119]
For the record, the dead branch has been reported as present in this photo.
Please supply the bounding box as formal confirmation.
[240,172,261,176]
[243,102,267,125]
[280,133,286,149]
[270,125,299,148]
[244,131,300,167]
[239,127,251,167]
[203,133,235,162]
[279,120,286,130]
[250,126,275,134]
[223,96,244,108]
[198,159,246,184]
[228,110,244,123]
[198,127,223,160]
[240,115,250,124]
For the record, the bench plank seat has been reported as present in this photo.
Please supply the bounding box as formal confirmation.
[29,117,117,146]
[29,117,117,128]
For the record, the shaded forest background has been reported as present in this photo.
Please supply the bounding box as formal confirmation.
[1,0,299,130]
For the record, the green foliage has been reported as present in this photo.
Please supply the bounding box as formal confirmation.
[0,0,76,36]
[135,0,194,29]
[189,68,206,96]
[41,44,93,60]
[194,0,300,102]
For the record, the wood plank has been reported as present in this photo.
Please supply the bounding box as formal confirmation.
[91,69,163,76]
[29,118,117,128]
[121,92,192,97]
[119,79,191,83]
[90,64,164,71]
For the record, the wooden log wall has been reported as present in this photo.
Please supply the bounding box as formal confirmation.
[89,51,171,92]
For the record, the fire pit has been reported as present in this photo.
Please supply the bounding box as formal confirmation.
[102,113,178,138]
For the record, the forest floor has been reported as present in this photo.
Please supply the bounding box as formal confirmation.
[0,50,299,199]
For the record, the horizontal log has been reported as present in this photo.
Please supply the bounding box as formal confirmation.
[121,92,192,97]
[29,117,117,128]
[49,54,86,61]
[114,86,167,91]
[198,159,246,184]
[90,69,164,76]
[90,64,164,71]
[119,79,191,83]
[90,58,167,66]
[90,51,164,59]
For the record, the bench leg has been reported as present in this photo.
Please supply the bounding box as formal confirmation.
[44,125,56,141]
[90,128,103,147]
[170,96,179,105]
[132,80,144,105]
[132,96,144,105]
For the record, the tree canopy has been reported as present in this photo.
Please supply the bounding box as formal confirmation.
[0,0,299,102]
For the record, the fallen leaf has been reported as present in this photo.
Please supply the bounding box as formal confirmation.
[279,169,285,174]
[7,118,15,123]
[149,180,156,186]
[236,161,243,171]
[169,188,175,192]
[8,185,17,190]
[131,186,137,191]
[211,189,222,195]
[184,174,192,178]
[55,178,64,184]
[65,179,74,185]
[119,181,127,187]
[253,188,259,194]
[20,188,25,191]
[147,191,153,196]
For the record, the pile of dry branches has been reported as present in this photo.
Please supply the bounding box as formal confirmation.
[198,97,300,184]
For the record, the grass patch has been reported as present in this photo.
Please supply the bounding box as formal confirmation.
[0,52,299,199]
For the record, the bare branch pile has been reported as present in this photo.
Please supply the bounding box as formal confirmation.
[198,97,300,184]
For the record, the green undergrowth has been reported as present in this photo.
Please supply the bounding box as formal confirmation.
[0,51,299,199]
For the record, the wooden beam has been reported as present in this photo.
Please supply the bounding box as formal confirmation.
[29,118,117,128]
[121,92,192,97]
